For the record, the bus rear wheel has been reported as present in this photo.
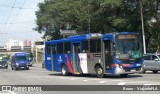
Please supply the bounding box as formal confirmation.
[61,65,67,76]
[95,66,104,78]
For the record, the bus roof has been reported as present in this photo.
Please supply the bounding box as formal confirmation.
[46,32,139,44]
[46,33,102,44]
[14,52,26,56]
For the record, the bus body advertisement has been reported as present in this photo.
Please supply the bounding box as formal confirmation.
[44,32,143,77]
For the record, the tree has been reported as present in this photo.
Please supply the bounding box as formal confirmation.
[35,0,160,52]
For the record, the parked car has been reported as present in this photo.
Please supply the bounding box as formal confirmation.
[11,52,29,70]
[0,57,8,68]
[141,53,160,73]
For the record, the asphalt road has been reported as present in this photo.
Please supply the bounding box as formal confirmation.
[0,63,160,94]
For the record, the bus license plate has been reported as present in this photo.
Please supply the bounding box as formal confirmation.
[21,67,24,68]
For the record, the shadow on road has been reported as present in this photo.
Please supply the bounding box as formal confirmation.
[0,68,8,69]
[139,71,160,74]
[48,73,143,79]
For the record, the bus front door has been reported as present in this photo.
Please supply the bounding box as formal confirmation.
[72,43,81,74]
[103,40,112,70]
[45,44,55,71]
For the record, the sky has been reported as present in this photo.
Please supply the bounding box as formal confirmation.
[0,0,44,46]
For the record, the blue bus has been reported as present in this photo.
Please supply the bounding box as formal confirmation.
[11,52,29,70]
[45,32,143,77]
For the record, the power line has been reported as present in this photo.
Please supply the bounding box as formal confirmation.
[0,31,36,34]
[2,0,17,32]
[5,0,27,33]
[0,4,37,9]
[1,0,17,46]
[11,31,36,34]
[0,20,35,24]
[2,0,27,46]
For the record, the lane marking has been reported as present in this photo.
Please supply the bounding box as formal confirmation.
[89,79,124,81]
[70,78,75,80]
[117,82,126,85]
[83,80,88,81]
[99,81,106,84]
[144,84,153,85]
[126,81,148,84]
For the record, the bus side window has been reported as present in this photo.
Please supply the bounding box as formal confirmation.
[52,45,56,54]
[82,41,89,53]
[46,44,51,54]
[57,43,63,54]
[90,39,101,53]
[64,43,71,54]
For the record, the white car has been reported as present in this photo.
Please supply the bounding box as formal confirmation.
[141,54,160,73]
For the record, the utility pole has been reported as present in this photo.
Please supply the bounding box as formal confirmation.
[140,1,146,54]
[88,0,91,34]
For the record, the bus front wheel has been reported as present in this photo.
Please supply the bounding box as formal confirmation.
[61,65,67,76]
[95,66,104,78]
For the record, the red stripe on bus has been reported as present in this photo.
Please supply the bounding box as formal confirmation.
[111,64,117,67]
[121,64,131,67]
[66,55,73,73]
[90,54,93,59]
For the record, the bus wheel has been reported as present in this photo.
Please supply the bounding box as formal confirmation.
[61,65,67,76]
[120,74,128,77]
[153,71,158,73]
[95,66,104,78]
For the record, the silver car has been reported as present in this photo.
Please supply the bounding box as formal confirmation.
[141,54,160,73]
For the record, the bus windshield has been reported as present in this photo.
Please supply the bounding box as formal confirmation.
[115,34,143,60]
[15,56,27,61]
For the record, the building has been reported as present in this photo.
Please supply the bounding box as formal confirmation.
[23,40,32,52]
[5,39,34,52]
[6,39,23,51]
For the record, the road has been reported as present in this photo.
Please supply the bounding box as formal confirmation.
[0,63,160,94]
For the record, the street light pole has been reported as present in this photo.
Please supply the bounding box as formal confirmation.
[140,1,146,54]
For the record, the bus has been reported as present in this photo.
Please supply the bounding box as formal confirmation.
[44,32,143,77]
[11,52,29,70]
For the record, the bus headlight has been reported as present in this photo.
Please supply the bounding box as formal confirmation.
[16,63,19,66]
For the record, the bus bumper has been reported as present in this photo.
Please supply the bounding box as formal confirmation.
[114,66,141,74]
